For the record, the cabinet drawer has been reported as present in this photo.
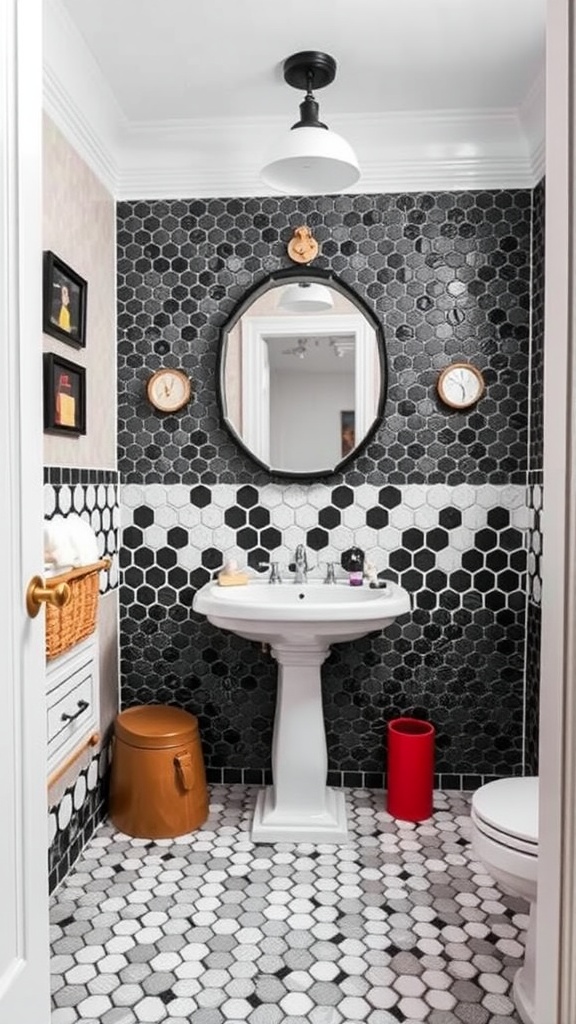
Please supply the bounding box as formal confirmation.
[46,630,100,776]
[47,663,95,761]
[46,634,96,696]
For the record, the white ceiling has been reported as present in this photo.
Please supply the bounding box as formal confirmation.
[59,0,545,120]
[267,335,355,374]
[44,0,546,197]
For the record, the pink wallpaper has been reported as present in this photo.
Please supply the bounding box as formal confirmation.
[42,114,116,469]
[43,115,118,803]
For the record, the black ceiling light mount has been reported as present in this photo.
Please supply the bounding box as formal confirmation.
[260,50,360,195]
[284,51,336,130]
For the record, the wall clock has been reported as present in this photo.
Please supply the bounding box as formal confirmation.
[437,362,485,409]
[146,368,191,412]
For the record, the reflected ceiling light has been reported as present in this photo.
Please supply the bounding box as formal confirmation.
[282,338,308,358]
[261,51,360,195]
[278,281,334,313]
[330,336,355,358]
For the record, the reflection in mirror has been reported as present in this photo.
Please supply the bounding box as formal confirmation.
[219,273,385,478]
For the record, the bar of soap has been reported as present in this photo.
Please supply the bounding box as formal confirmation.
[217,572,249,586]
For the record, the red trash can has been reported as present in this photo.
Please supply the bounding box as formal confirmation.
[387,717,435,822]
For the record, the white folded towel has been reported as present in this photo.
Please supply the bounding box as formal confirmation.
[67,514,99,565]
[44,513,99,571]
[44,515,76,571]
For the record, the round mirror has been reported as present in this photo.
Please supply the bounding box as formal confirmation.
[218,270,386,478]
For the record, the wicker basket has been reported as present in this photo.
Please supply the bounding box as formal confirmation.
[45,559,110,660]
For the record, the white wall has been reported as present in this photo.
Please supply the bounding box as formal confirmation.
[270,371,354,472]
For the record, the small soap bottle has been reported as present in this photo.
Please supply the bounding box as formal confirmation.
[347,547,364,586]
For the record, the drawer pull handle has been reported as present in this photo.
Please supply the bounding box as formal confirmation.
[61,699,89,723]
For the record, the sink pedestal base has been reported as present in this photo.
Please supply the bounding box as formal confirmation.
[250,642,349,845]
[252,785,348,844]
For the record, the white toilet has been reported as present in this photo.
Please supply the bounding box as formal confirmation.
[471,776,538,1024]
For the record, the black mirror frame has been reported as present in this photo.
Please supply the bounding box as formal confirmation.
[216,266,387,480]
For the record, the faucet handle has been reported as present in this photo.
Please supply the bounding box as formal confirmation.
[324,561,337,584]
[269,561,282,584]
[258,560,282,583]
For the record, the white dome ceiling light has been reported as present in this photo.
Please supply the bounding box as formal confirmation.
[277,281,335,312]
[261,51,360,196]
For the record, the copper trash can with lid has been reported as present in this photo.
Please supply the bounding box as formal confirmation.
[109,705,209,838]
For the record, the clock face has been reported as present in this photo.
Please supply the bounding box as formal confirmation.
[147,369,191,412]
[437,363,484,409]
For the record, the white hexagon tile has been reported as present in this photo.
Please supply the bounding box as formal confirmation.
[50,786,524,1023]
[44,468,120,595]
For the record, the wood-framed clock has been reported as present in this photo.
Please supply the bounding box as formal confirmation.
[437,362,485,409]
[146,368,191,413]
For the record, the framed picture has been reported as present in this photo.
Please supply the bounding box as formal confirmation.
[43,251,87,347]
[43,353,86,435]
[341,410,355,457]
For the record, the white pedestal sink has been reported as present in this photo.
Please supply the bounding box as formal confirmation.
[193,577,410,843]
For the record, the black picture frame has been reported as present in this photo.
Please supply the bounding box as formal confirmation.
[43,353,86,435]
[43,251,87,347]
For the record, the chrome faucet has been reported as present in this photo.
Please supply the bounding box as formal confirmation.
[293,544,308,584]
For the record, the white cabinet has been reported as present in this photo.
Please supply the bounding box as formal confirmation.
[46,633,99,775]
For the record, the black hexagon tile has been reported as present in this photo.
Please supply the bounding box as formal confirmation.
[121,480,528,779]
[117,190,532,489]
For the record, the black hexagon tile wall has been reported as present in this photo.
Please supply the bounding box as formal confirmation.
[115,187,544,787]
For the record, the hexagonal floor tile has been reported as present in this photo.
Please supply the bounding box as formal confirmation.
[50,787,525,1024]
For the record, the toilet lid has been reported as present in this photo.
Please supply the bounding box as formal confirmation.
[472,776,538,845]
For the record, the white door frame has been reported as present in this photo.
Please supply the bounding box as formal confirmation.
[17,0,576,1018]
[537,0,576,1020]
[0,0,50,1018]
[241,313,376,455]
[241,322,270,464]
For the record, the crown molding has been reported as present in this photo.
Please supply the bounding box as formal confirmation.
[116,109,536,198]
[519,70,546,182]
[531,138,546,183]
[43,0,122,193]
[43,65,119,193]
[43,0,545,199]
[116,152,537,200]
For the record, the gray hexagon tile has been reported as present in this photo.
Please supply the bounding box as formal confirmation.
[51,786,524,1023]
